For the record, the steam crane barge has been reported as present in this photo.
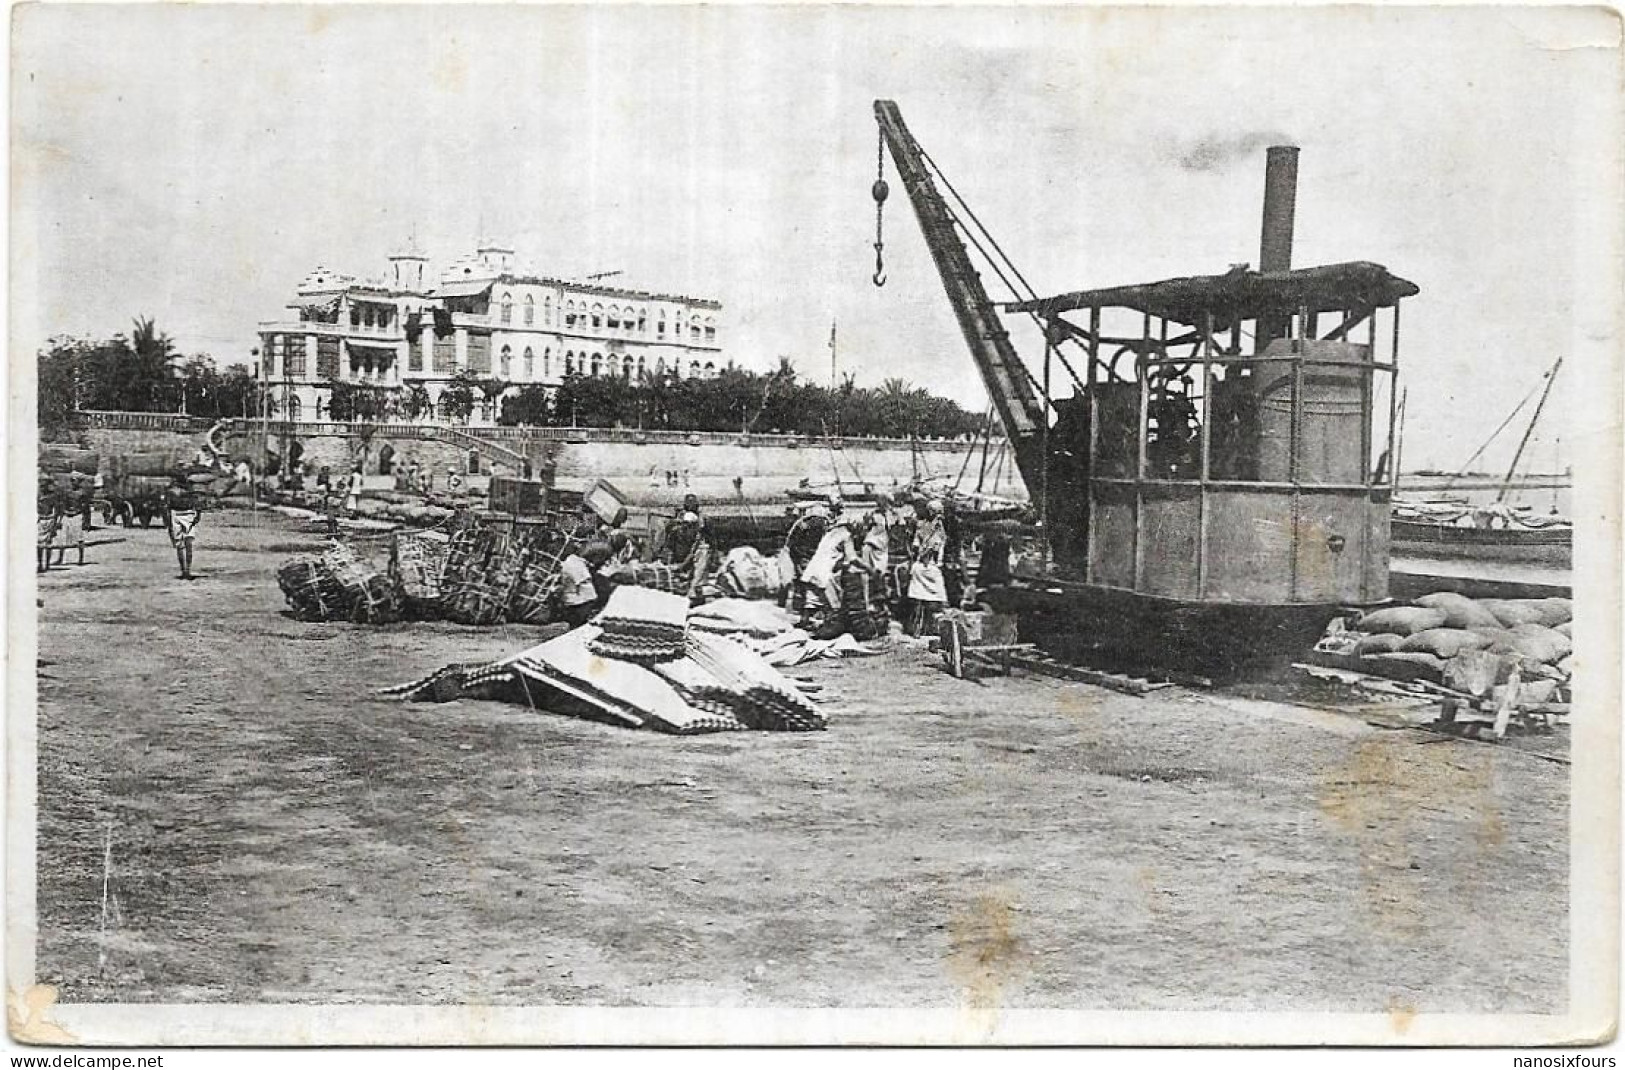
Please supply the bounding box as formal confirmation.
[872,100,1419,672]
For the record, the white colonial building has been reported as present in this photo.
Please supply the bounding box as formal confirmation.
[256,240,725,423]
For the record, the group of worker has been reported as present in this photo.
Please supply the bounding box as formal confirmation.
[548,489,964,638]
[553,494,705,625]
[35,474,93,573]
[36,469,202,580]
[783,492,956,638]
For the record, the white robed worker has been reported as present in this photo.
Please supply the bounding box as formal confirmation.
[907,499,949,635]
[799,516,857,633]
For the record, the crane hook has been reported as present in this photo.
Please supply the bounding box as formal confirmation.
[871,172,890,288]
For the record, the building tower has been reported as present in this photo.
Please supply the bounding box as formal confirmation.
[388,231,430,293]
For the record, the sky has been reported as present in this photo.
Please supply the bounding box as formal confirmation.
[10,4,1619,472]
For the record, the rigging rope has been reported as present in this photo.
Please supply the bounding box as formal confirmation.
[916,145,1088,397]
[1441,371,1547,492]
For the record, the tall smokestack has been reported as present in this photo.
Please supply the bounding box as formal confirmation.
[1259,145,1300,273]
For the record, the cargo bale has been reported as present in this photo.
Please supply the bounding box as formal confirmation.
[1478,599,1548,628]
[1367,651,1447,682]
[1412,592,1502,630]
[1534,597,1573,627]
[1357,606,1447,637]
[1399,628,1492,658]
[1352,632,1405,656]
[1486,623,1572,665]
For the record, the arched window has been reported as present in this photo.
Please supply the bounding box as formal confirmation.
[690,316,701,341]
[607,305,620,330]
[287,395,303,421]
[636,355,646,380]
[591,304,603,329]
[622,355,634,379]
[704,361,716,378]
[544,296,553,325]
[564,301,575,328]
[590,352,602,377]
[500,292,513,324]
[690,361,701,378]
[637,308,648,334]
[658,310,667,336]
[523,346,534,380]
[500,344,512,378]
[523,294,535,326]
[704,317,716,343]
[543,348,551,378]
[564,351,575,376]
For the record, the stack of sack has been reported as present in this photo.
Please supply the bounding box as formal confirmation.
[590,587,690,661]
[382,612,827,736]
[1326,591,1573,697]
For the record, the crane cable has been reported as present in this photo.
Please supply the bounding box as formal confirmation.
[914,142,1087,397]
[871,132,890,287]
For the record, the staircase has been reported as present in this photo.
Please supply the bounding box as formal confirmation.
[437,425,533,474]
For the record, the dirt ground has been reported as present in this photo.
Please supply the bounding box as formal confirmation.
[33,508,1568,1011]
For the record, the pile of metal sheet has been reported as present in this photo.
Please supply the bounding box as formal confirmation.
[383,618,826,735]
[589,586,689,661]
[684,629,825,731]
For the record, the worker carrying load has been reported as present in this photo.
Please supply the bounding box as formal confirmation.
[658,494,711,602]
[780,497,834,612]
[798,511,861,639]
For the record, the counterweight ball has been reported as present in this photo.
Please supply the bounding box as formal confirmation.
[872,178,890,204]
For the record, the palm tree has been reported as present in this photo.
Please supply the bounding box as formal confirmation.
[129,317,178,411]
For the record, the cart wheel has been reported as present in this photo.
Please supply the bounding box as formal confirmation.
[941,616,968,679]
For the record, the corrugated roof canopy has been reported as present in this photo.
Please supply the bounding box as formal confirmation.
[1005,261,1418,326]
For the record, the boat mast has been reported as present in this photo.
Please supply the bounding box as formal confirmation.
[1495,356,1563,504]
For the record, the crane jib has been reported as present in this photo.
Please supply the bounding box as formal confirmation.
[872,100,1045,460]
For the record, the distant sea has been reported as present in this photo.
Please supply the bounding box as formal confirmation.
[1398,473,1571,518]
